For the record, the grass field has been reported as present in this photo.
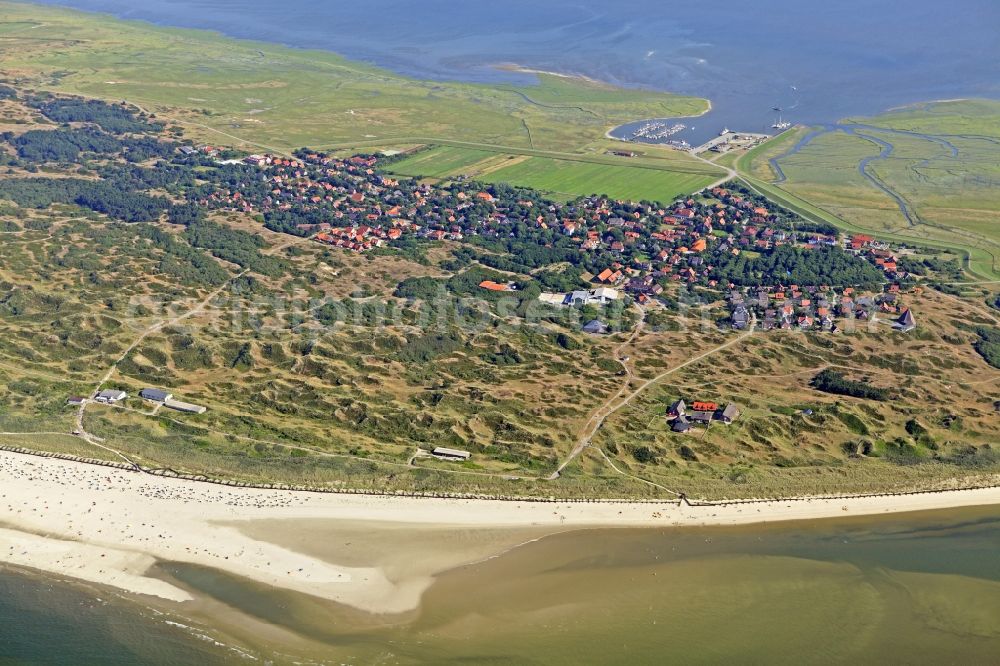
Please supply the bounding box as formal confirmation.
[740,101,1000,280]
[477,156,718,201]
[387,147,501,179]
[387,144,722,201]
[0,1,726,203]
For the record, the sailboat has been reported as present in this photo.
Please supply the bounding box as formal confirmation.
[771,107,791,130]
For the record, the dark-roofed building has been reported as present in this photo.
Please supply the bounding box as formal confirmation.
[667,399,687,419]
[690,411,714,425]
[140,388,173,403]
[582,319,609,335]
[719,403,741,423]
[671,416,691,433]
[731,305,750,330]
[894,308,916,333]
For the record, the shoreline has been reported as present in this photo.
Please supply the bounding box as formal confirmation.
[494,63,608,87]
[883,97,971,113]
[1,449,999,614]
[603,98,714,143]
[492,61,717,145]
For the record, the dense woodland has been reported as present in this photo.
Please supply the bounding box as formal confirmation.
[713,244,885,288]
[31,96,163,134]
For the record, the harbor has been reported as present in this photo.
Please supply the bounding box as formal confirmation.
[607,97,800,153]
[626,120,691,148]
[608,117,776,154]
[696,128,773,154]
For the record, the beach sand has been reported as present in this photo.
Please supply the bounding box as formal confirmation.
[1,450,998,613]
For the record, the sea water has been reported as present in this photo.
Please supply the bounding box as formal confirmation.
[30,0,1000,143]
[4,506,999,664]
[0,568,235,665]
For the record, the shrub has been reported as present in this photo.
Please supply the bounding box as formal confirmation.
[811,369,889,401]
[972,326,1000,369]
[633,446,655,463]
[678,445,698,462]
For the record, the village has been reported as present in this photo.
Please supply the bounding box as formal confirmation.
[194,151,920,338]
[720,231,920,333]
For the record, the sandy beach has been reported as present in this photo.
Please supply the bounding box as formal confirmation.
[1,449,998,613]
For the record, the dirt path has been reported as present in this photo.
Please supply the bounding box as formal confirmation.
[935,288,1000,326]
[547,305,646,479]
[551,316,756,480]
[591,445,679,496]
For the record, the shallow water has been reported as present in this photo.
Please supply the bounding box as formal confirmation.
[6,506,997,664]
[31,0,1000,144]
[0,567,238,665]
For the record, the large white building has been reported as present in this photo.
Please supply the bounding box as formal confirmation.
[539,288,620,308]
[94,389,127,404]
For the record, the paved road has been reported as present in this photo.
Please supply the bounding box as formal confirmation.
[689,149,737,191]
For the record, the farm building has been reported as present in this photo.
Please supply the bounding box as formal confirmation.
[164,399,207,415]
[667,399,686,418]
[94,389,127,404]
[140,388,173,402]
[582,319,609,335]
[690,411,714,425]
[719,404,741,423]
[432,447,471,461]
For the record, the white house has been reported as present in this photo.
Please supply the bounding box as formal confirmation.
[94,389,127,404]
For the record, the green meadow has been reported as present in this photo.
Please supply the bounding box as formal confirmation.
[741,101,1000,280]
[386,147,500,179]
[476,156,717,201]
[0,1,726,202]
[387,144,721,201]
